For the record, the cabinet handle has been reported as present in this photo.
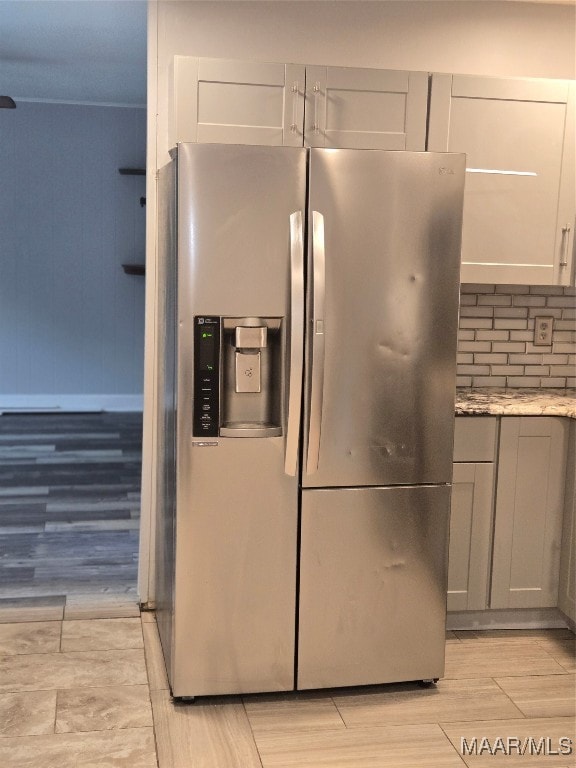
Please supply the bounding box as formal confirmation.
[559,225,571,268]
[311,81,320,134]
[290,81,299,134]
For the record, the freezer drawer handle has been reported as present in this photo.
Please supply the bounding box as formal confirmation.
[306,210,326,475]
[285,211,305,476]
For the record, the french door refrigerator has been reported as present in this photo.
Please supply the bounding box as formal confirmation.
[155,143,465,698]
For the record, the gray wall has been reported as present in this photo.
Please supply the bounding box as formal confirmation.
[0,101,146,409]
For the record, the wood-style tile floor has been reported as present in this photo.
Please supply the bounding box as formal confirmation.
[0,413,142,620]
[1,414,574,765]
[0,618,574,767]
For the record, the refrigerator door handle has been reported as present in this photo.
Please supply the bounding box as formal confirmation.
[306,210,326,475]
[285,211,305,476]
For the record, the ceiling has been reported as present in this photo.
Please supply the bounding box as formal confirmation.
[0,0,147,106]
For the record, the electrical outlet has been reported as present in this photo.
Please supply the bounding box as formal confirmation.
[533,316,554,346]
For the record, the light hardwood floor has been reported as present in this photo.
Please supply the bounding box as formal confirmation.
[0,614,573,767]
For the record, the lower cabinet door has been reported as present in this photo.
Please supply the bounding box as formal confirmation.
[491,417,569,609]
[448,462,495,612]
[297,485,450,690]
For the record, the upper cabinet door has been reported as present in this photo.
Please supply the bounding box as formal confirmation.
[304,66,428,150]
[170,57,305,147]
[428,74,575,286]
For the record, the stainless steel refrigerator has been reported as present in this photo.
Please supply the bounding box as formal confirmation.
[155,143,465,698]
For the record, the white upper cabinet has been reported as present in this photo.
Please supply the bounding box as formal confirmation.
[304,66,428,150]
[170,57,305,147]
[428,74,575,286]
[170,58,429,151]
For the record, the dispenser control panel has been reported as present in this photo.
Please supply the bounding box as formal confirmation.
[193,316,220,437]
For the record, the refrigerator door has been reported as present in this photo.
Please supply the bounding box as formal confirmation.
[171,144,306,696]
[297,485,450,689]
[303,150,465,488]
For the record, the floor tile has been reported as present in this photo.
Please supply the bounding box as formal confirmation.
[64,593,140,620]
[454,629,574,643]
[254,721,465,767]
[0,596,65,623]
[0,621,61,655]
[441,716,576,767]
[0,486,50,496]
[56,684,152,733]
[534,637,576,673]
[45,500,139,513]
[444,639,567,678]
[0,726,156,768]
[0,445,55,458]
[495,673,576,718]
[151,688,262,768]
[61,618,143,652]
[1,584,137,600]
[0,524,44,534]
[45,519,140,533]
[333,677,525,727]
[243,691,345,734]
[0,648,147,692]
[142,620,169,691]
[0,690,57,737]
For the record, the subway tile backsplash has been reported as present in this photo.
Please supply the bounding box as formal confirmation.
[456,285,576,389]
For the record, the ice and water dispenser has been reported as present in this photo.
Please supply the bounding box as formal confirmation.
[193,316,283,438]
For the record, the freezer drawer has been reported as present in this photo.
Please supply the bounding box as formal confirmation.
[297,485,450,690]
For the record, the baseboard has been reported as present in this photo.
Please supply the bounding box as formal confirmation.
[558,609,576,633]
[447,607,571,631]
[0,394,143,413]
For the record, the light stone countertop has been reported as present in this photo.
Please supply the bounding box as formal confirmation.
[455,388,576,419]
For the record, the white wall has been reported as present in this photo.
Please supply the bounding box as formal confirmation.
[139,0,576,603]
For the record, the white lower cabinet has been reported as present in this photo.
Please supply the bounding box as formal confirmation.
[448,462,495,611]
[491,417,569,610]
[558,421,575,623]
[449,417,497,612]
[450,415,571,617]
